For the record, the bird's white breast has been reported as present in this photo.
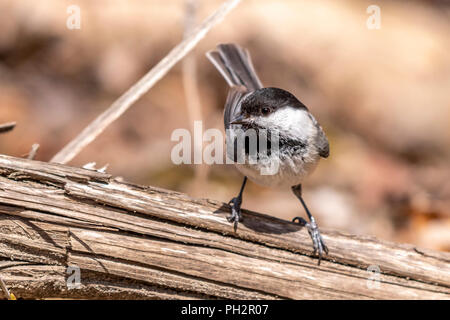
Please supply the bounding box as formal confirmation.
[232,106,322,188]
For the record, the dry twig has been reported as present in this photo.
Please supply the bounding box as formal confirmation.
[26,144,40,160]
[50,0,242,164]
[0,122,16,134]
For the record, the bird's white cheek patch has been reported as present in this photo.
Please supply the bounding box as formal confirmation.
[256,107,315,141]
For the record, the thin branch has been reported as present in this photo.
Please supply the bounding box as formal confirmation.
[26,144,40,160]
[0,122,16,134]
[50,0,242,164]
[182,0,210,194]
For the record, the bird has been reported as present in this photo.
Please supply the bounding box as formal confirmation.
[207,43,330,264]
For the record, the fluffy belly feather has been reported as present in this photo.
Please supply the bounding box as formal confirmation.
[234,154,319,188]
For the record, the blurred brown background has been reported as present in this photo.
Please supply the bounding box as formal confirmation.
[0,0,449,251]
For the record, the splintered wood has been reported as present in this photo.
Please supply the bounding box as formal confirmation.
[0,154,449,299]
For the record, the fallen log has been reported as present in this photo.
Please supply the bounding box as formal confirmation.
[0,154,448,299]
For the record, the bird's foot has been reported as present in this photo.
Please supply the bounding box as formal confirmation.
[228,196,243,232]
[293,216,328,265]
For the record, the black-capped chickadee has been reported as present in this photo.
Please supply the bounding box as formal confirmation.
[207,43,330,264]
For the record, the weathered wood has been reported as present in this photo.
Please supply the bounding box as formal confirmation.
[0,154,449,299]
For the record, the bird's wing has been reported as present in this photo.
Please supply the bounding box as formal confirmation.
[307,113,330,158]
[224,85,249,129]
[316,128,330,158]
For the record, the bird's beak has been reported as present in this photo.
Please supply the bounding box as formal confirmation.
[230,114,249,125]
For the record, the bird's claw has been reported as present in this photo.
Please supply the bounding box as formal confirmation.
[308,220,328,265]
[228,197,243,232]
[293,216,328,265]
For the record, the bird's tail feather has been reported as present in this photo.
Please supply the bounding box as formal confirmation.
[206,43,262,91]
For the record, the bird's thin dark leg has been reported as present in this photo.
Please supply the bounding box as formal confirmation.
[291,184,328,265]
[228,176,247,232]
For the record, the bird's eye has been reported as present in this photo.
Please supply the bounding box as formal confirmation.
[261,107,270,115]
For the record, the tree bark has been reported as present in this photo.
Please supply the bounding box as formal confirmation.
[0,154,448,299]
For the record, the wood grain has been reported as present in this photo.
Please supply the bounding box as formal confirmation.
[0,154,449,299]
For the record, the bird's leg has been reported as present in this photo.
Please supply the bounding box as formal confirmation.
[291,184,328,265]
[228,176,247,232]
